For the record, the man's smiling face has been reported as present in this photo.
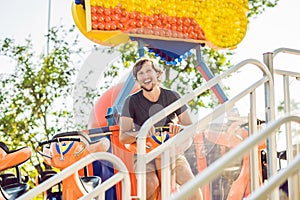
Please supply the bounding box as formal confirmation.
[136,61,159,92]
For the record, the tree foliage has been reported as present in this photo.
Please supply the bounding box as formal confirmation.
[0,25,83,187]
[247,0,279,19]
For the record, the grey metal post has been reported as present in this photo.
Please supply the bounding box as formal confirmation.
[281,63,298,200]
[249,91,260,192]
[263,52,279,200]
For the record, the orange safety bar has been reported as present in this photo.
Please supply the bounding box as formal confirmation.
[0,146,32,171]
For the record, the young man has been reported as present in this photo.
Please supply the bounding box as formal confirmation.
[120,57,203,200]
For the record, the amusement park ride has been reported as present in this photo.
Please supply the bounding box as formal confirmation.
[1,0,300,200]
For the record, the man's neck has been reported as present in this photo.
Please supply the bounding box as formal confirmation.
[143,86,161,102]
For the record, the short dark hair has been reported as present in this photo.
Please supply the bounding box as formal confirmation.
[132,58,163,82]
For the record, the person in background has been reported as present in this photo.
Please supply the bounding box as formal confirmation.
[119,57,203,200]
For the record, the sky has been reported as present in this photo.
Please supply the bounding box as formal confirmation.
[0,0,300,118]
[232,0,300,65]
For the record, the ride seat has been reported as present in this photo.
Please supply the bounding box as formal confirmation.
[80,176,102,192]
[37,169,62,199]
[1,183,28,200]
[0,142,32,171]
[0,142,31,200]
[0,174,17,187]
[37,169,101,199]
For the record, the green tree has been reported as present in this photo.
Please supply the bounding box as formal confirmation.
[0,25,84,187]
[247,0,279,18]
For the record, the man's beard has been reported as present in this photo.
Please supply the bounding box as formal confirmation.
[141,84,154,92]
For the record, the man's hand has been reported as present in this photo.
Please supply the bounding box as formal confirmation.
[169,123,182,135]
[147,126,156,137]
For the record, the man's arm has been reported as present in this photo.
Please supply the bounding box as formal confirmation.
[120,116,156,144]
[178,110,192,126]
[119,116,138,144]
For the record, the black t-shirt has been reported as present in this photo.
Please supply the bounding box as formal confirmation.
[121,87,188,131]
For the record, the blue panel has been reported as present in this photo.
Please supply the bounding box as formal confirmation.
[90,133,116,199]
[130,37,201,56]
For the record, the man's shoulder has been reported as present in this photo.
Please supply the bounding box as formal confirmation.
[160,87,180,96]
[126,89,142,100]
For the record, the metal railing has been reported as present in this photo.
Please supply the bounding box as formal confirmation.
[269,48,300,200]
[137,48,300,200]
[136,58,274,199]
[171,115,300,200]
[17,152,131,200]
[16,48,300,200]
[168,48,300,200]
